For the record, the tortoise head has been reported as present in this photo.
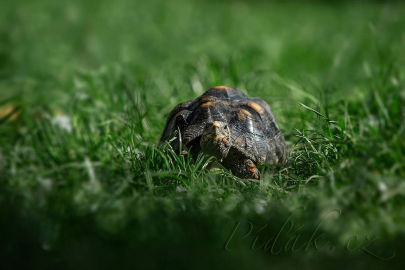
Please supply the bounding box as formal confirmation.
[200,121,231,161]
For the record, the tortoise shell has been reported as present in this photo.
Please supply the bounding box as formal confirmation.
[160,86,287,179]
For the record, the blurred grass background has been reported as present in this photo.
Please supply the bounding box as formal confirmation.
[0,0,405,269]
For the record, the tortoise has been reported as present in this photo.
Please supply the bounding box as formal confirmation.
[160,86,287,179]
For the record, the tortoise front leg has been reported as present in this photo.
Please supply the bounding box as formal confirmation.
[235,159,260,179]
[223,154,260,179]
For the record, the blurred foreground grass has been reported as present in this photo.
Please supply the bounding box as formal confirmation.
[1,0,405,269]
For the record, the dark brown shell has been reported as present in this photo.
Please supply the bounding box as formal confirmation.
[160,86,287,172]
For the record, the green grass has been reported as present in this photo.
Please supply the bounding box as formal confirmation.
[1,0,405,269]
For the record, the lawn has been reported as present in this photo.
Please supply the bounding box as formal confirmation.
[1,0,405,269]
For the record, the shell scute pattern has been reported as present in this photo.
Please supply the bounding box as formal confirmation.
[160,87,287,179]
